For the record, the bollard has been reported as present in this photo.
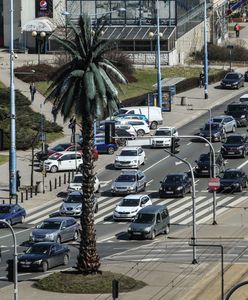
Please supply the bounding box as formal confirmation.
[49,180,52,192]
[59,176,61,187]
[55,178,57,189]
[72,170,74,178]
[9,197,11,205]
[15,195,18,204]
[25,189,28,200]
[68,172,71,183]
[2,199,5,204]
[30,187,33,198]
[181,96,187,106]
[21,192,23,203]
[35,185,38,196]
[64,173,66,184]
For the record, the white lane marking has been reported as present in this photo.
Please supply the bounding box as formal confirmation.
[238,159,248,170]
[25,203,61,222]
[143,155,170,172]
[100,180,112,187]
[186,142,192,146]
[146,179,153,185]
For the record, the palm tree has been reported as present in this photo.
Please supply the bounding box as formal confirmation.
[45,15,127,274]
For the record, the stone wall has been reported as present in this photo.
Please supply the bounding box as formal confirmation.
[124,51,170,66]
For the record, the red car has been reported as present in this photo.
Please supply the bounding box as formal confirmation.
[35,143,98,161]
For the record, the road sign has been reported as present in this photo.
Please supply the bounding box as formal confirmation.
[208,178,220,191]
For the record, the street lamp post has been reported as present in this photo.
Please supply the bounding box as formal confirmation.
[9,0,17,200]
[204,0,209,99]
[32,31,46,65]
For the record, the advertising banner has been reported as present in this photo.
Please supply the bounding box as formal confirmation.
[35,0,53,18]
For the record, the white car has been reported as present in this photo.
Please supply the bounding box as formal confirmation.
[115,124,137,138]
[113,194,152,220]
[67,174,101,193]
[41,152,83,173]
[116,120,150,136]
[114,146,146,169]
[151,127,178,148]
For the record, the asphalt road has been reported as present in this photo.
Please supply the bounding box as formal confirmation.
[2,90,248,288]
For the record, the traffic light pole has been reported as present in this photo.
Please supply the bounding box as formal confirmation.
[0,220,18,300]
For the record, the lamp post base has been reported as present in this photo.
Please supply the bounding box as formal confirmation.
[212,220,218,225]
[192,258,198,265]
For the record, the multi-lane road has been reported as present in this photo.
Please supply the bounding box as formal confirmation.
[2,91,248,288]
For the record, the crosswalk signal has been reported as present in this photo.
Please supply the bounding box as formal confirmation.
[171,137,180,154]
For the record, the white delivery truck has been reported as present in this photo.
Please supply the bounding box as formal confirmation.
[118,106,163,129]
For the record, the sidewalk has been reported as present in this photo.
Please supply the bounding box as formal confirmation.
[2,24,248,298]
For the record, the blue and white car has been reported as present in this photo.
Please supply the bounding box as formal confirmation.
[95,135,118,154]
[0,204,26,225]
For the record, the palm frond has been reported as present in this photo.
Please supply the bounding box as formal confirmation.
[51,36,82,59]
[99,67,118,97]
[90,63,107,103]
[83,70,96,100]
[99,61,128,84]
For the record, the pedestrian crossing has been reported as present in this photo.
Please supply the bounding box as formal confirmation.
[24,188,248,227]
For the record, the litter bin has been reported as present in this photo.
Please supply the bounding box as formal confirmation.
[181,96,187,106]
[36,181,43,193]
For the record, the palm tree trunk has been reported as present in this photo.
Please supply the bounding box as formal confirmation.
[77,117,100,274]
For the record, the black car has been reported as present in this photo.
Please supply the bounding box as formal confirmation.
[198,123,226,142]
[225,102,248,127]
[18,242,70,272]
[194,153,225,177]
[244,70,248,82]
[218,169,248,192]
[220,72,245,89]
[159,172,192,198]
[221,134,248,158]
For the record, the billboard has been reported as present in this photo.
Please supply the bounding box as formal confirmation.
[35,0,53,18]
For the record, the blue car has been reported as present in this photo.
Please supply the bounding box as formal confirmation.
[0,204,26,225]
[95,136,118,154]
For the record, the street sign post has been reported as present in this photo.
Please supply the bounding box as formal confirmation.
[208,178,220,191]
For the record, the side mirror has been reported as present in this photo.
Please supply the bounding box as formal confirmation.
[61,226,66,230]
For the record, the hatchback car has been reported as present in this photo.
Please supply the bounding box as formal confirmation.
[0,204,26,225]
[30,217,80,243]
[95,135,118,154]
[113,194,152,221]
[225,102,248,127]
[151,127,178,148]
[117,120,150,136]
[111,169,147,195]
[194,152,225,177]
[41,152,83,173]
[209,115,237,133]
[159,172,192,198]
[115,114,149,125]
[198,123,226,142]
[114,146,146,169]
[218,169,248,192]
[18,242,70,272]
[67,174,100,193]
[221,134,248,158]
[220,72,245,89]
[59,191,98,217]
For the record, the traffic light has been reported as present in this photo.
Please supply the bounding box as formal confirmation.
[6,259,14,282]
[171,137,180,154]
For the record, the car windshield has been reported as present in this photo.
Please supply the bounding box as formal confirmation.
[0,206,11,214]
[48,153,60,160]
[134,213,154,224]
[228,105,246,112]
[212,118,223,124]
[154,130,171,136]
[38,221,61,229]
[72,176,83,183]
[226,136,243,143]
[120,150,137,156]
[199,154,210,162]
[165,175,183,183]
[204,124,219,130]
[52,144,69,151]
[26,245,50,254]
[118,109,129,115]
[225,74,239,79]
[223,172,240,179]
[120,198,140,207]
[65,194,82,203]
[116,175,136,182]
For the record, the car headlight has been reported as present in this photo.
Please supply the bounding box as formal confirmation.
[75,205,81,211]
[33,259,42,264]
[241,115,245,118]
[237,146,244,150]
[233,82,238,85]
[132,160,137,163]
[128,226,132,232]
[131,209,138,213]
[144,227,151,233]
[176,186,183,190]
[233,183,239,186]
[45,162,52,165]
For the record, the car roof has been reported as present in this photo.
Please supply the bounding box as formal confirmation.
[121,169,140,175]
[124,194,148,199]
[228,101,247,105]
[226,72,241,76]
[139,205,166,213]
[31,242,58,246]
[167,172,187,176]
[212,115,228,119]
[224,168,241,172]
[156,127,174,130]
[44,217,75,222]
[122,146,141,150]
[240,94,248,98]
[205,122,221,125]
[68,191,83,196]
[0,204,15,207]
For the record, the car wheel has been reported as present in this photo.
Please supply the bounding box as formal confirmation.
[56,236,62,243]
[95,184,100,193]
[164,225,170,235]
[107,147,115,155]
[63,254,69,266]
[135,187,138,193]
[94,204,99,214]
[50,165,58,173]
[143,183,147,191]
[73,231,79,241]
[239,185,243,192]
[137,129,145,136]
[242,150,246,158]
[150,230,156,240]
[21,215,25,224]
[232,126,236,133]
[128,233,133,240]
[181,189,185,198]
[41,261,48,272]
[150,122,158,130]
[244,180,248,188]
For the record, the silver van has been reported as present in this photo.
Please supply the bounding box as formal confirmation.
[127,205,170,240]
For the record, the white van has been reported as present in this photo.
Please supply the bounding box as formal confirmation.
[118,106,163,130]
[240,94,248,103]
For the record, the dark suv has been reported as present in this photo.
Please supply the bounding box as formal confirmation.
[221,134,248,158]
[225,102,248,127]
[218,169,248,192]
[198,123,226,142]
[159,173,191,198]
[194,153,225,177]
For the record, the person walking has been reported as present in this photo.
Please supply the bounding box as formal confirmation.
[51,105,58,124]
[29,82,36,102]
[199,72,204,88]
[16,170,21,192]
[234,23,241,37]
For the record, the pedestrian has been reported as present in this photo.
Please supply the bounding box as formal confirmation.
[199,72,204,88]
[16,170,21,192]
[51,105,58,124]
[29,82,36,102]
[234,23,241,38]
